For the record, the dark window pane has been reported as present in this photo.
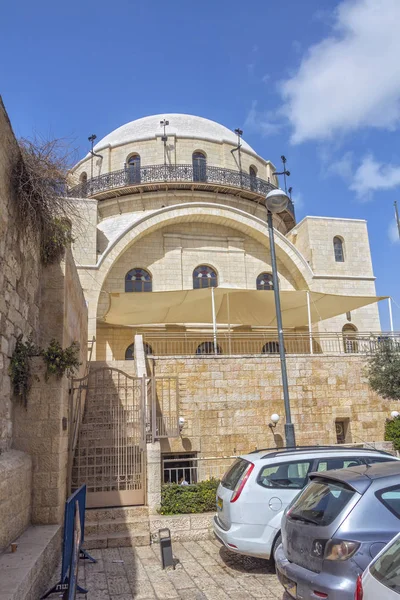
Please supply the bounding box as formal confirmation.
[257,273,274,290]
[193,265,218,289]
[221,459,250,490]
[377,486,400,519]
[257,461,312,489]
[125,268,152,292]
[288,479,355,526]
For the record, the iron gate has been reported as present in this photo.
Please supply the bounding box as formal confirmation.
[69,368,146,508]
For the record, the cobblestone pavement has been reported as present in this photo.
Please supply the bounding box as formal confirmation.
[72,540,289,599]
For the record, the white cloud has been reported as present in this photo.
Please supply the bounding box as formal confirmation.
[388,220,400,244]
[327,152,354,181]
[350,154,400,200]
[245,101,282,136]
[280,0,400,144]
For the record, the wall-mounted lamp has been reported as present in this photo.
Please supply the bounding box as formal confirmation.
[269,413,280,429]
[178,416,185,433]
[391,411,400,418]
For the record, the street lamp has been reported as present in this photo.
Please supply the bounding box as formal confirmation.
[265,189,296,448]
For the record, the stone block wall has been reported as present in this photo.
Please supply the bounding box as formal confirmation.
[0,98,41,451]
[13,359,70,525]
[0,450,32,552]
[152,355,397,457]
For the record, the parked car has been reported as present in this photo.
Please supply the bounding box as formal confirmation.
[356,531,400,599]
[275,461,400,600]
[213,445,397,560]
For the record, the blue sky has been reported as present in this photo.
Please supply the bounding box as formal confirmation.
[1,0,399,328]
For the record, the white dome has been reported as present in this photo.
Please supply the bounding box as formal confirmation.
[92,113,256,154]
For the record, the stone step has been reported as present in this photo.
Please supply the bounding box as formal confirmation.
[83,531,150,549]
[85,518,150,536]
[85,506,149,521]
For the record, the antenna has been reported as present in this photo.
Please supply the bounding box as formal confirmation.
[395,201,400,240]
[275,155,291,194]
[160,119,169,166]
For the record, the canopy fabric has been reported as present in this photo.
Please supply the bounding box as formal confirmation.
[103,287,386,328]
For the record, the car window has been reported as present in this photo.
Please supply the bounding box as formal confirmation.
[370,535,400,593]
[366,456,397,465]
[376,485,400,519]
[221,458,250,491]
[287,478,356,526]
[257,460,312,489]
[316,457,363,472]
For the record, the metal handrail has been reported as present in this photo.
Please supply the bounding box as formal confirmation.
[68,163,295,216]
[140,330,400,357]
[67,336,96,494]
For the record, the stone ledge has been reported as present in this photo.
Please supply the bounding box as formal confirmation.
[149,512,214,542]
[0,524,61,600]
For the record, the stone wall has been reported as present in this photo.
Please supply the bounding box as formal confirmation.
[0,450,32,552]
[13,249,88,525]
[0,98,41,451]
[152,355,397,457]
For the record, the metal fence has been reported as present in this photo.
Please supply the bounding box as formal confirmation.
[141,331,400,357]
[162,456,236,485]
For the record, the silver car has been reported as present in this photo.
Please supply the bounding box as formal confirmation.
[275,461,400,600]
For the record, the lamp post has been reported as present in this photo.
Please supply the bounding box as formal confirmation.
[265,189,296,448]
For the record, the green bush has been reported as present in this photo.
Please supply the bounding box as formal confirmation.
[159,479,219,515]
[385,416,400,451]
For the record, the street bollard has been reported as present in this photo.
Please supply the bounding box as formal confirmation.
[159,528,174,569]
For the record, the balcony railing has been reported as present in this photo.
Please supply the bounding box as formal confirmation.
[68,163,295,218]
[139,331,400,357]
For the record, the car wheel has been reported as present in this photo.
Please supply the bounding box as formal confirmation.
[272,533,282,561]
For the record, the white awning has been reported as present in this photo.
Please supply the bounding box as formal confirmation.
[103,287,386,328]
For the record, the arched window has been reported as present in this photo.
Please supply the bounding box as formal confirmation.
[249,166,257,191]
[196,342,222,355]
[193,265,218,289]
[333,236,344,262]
[125,268,152,292]
[192,151,207,182]
[342,324,358,353]
[125,342,153,359]
[79,172,88,197]
[127,154,141,184]
[262,341,280,354]
[256,272,274,290]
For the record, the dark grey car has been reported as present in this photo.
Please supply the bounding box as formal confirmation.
[275,461,400,600]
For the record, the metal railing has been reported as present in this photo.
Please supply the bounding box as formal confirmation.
[141,331,400,357]
[67,336,95,494]
[162,456,236,484]
[68,163,295,217]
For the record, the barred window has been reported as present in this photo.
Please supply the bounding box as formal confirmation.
[125,268,152,292]
[193,265,218,289]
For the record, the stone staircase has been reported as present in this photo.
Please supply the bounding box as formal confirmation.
[82,506,150,549]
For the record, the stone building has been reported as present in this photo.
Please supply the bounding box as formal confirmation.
[65,113,395,516]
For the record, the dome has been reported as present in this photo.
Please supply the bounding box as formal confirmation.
[92,113,256,154]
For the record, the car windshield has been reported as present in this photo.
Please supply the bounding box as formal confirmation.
[287,478,356,526]
[370,535,400,593]
[221,459,249,491]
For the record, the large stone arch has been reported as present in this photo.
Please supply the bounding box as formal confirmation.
[82,203,314,333]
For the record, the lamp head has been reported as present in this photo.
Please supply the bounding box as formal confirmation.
[270,413,280,424]
[178,416,185,432]
[391,411,400,418]
[265,189,289,213]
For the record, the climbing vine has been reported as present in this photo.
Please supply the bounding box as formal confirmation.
[9,336,81,406]
[42,339,80,380]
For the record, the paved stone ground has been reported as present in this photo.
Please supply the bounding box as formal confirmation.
[64,540,289,600]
